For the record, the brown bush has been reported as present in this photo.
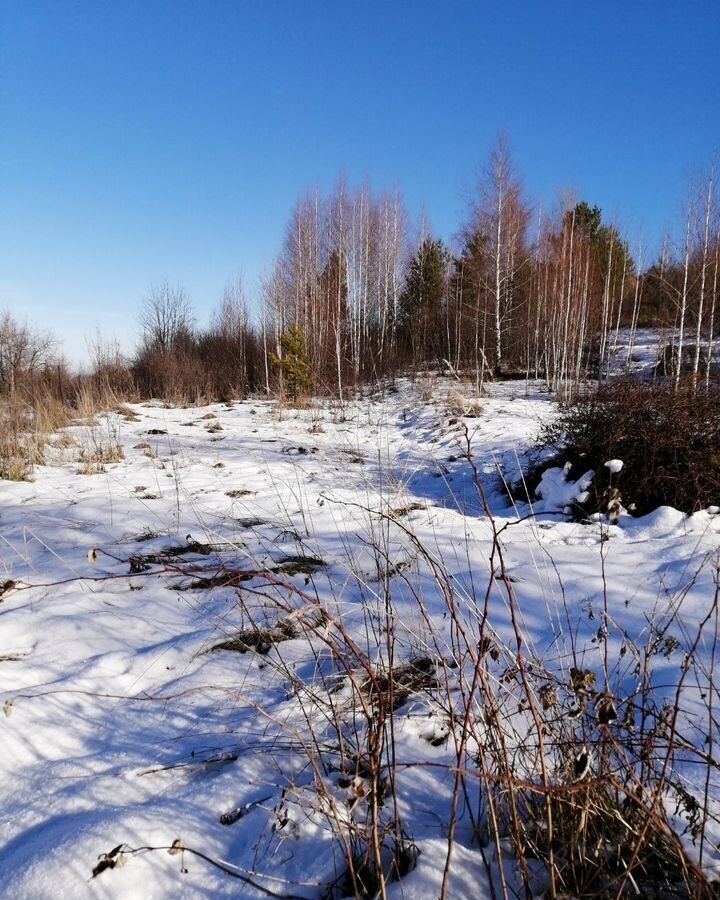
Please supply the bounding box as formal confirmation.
[537,379,720,516]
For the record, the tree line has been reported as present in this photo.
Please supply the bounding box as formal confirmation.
[2,139,719,404]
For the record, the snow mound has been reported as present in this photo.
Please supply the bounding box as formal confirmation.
[621,505,687,539]
[687,507,720,535]
[534,463,593,514]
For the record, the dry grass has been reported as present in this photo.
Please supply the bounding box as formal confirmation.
[417,375,437,403]
[0,397,52,480]
[447,390,483,419]
[77,422,125,474]
[115,404,140,422]
[101,509,720,899]
[0,372,139,481]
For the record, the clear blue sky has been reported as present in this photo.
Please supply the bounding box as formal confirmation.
[1,1,719,364]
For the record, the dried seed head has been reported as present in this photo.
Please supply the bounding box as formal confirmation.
[168,838,184,856]
[573,746,592,781]
[596,696,617,725]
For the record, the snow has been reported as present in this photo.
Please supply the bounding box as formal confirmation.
[1,380,719,897]
[606,326,720,380]
[533,461,594,513]
[606,327,667,376]
[604,458,624,474]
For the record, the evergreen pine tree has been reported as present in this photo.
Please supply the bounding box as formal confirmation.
[398,237,448,363]
[271,325,313,401]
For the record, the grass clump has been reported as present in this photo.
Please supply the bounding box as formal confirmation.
[211,620,297,655]
[0,399,47,480]
[78,440,125,474]
[447,390,483,418]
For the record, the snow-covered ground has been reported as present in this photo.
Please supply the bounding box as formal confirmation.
[607,326,720,378]
[2,379,720,898]
[605,326,664,376]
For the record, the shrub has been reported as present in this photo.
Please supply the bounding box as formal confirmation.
[537,379,720,516]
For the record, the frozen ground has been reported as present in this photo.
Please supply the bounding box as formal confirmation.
[1,378,720,898]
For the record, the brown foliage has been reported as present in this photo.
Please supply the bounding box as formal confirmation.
[539,379,720,515]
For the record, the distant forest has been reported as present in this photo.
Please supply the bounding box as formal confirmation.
[3,138,719,403]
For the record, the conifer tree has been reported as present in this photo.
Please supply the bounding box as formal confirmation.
[271,325,313,401]
[398,237,448,363]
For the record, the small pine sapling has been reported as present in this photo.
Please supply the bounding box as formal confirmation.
[271,326,313,402]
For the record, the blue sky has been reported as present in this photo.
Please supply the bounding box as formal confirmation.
[1,1,719,364]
